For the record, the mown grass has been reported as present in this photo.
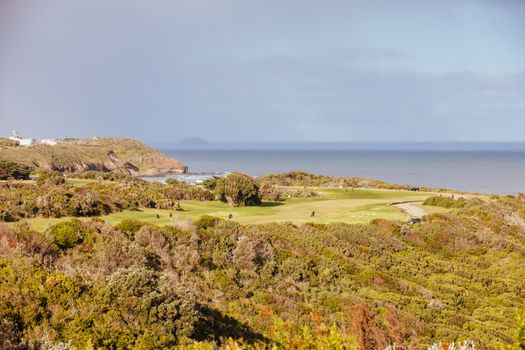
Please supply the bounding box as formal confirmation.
[22,188,436,231]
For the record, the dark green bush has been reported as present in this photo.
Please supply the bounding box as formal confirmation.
[0,160,31,180]
[202,176,221,190]
[215,172,261,207]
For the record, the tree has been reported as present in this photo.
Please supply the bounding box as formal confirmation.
[202,176,221,190]
[215,172,261,207]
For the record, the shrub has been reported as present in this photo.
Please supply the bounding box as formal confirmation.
[0,160,31,180]
[70,189,110,216]
[36,171,65,186]
[49,220,84,249]
[423,195,468,208]
[259,183,283,201]
[195,215,221,230]
[67,170,132,182]
[107,266,157,298]
[165,178,180,185]
[215,172,261,207]
[103,267,198,345]
[115,220,144,238]
[0,314,27,350]
[0,176,215,221]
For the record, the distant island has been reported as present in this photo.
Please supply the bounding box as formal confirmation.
[0,135,188,176]
[179,137,209,145]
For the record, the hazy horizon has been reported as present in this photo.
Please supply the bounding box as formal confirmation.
[1,1,524,142]
[152,140,525,151]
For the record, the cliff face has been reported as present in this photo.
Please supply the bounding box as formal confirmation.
[0,138,187,176]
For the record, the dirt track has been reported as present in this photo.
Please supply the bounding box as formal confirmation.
[394,202,427,217]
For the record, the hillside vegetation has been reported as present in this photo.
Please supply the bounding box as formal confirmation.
[1,194,525,349]
[0,170,434,229]
[20,188,434,232]
[0,138,187,176]
[1,171,524,349]
[257,171,444,192]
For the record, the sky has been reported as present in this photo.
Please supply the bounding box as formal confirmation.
[0,0,524,143]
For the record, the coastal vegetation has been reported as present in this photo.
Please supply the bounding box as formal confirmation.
[258,171,442,192]
[422,196,472,209]
[1,170,434,229]
[1,166,524,349]
[1,189,525,349]
[0,137,187,176]
[0,160,32,180]
[0,171,214,222]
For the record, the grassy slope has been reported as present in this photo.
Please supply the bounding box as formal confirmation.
[23,188,436,231]
[0,138,187,175]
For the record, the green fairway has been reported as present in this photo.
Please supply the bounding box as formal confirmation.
[21,188,437,231]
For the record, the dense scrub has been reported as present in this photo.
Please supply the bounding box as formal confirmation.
[0,160,32,180]
[0,174,214,222]
[258,171,440,191]
[1,193,525,349]
[423,196,474,209]
[66,170,134,182]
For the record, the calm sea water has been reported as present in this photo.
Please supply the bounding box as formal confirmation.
[156,143,525,194]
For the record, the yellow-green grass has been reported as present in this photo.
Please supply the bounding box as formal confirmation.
[65,178,99,186]
[19,188,438,232]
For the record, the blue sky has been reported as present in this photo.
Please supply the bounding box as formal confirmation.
[0,0,524,142]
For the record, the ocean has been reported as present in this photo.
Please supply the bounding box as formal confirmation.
[152,143,525,194]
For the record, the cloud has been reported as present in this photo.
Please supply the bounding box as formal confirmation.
[0,0,524,142]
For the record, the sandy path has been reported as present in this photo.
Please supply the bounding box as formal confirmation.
[394,202,427,217]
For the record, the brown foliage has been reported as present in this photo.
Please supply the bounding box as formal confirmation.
[383,304,408,347]
[349,301,388,350]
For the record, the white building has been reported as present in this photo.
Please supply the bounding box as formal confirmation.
[9,130,35,146]
[7,131,62,146]
[41,138,60,146]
